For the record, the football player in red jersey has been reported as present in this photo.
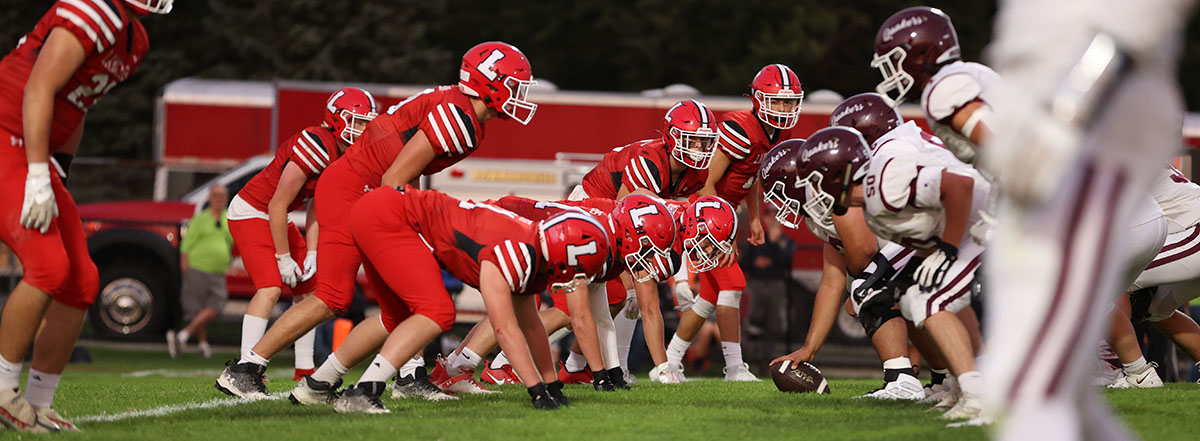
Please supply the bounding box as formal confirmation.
[664,65,803,382]
[217,41,538,399]
[0,0,167,432]
[304,187,606,412]
[574,100,713,383]
[223,87,376,381]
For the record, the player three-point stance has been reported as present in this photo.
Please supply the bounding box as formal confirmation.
[327,186,609,413]
[223,87,376,381]
[0,0,169,432]
[664,65,803,382]
[217,41,538,400]
[574,100,715,383]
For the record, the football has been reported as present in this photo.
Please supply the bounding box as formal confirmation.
[769,360,831,394]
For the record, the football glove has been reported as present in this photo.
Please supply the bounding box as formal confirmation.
[276,253,302,287]
[547,380,570,406]
[622,292,641,320]
[301,251,317,282]
[20,162,57,234]
[527,382,560,410]
[673,280,695,311]
[607,367,631,390]
[592,369,615,391]
[915,239,957,292]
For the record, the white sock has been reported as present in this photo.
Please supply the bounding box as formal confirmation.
[721,341,743,368]
[177,329,191,344]
[24,370,59,408]
[882,357,913,370]
[1122,356,1148,374]
[0,355,22,390]
[398,356,424,378]
[240,315,269,361]
[957,370,983,398]
[294,328,316,370]
[565,351,588,372]
[491,352,510,369]
[666,335,691,367]
[447,348,481,376]
[360,354,397,383]
[312,354,349,384]
[243,350,270,367]
[614,298,638,371]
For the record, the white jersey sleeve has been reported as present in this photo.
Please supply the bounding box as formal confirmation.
[1151,164,1200,234]
[920,61,1001,164]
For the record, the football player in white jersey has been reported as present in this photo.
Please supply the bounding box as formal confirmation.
[983,0,1190,438]
[871,7,998,166]
[760,137,924,401]
[793,126,989,420]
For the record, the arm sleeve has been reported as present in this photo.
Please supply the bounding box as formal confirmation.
[420,103,478,157]
[717,120,753,161]
[481,240,536,293]
[50,0,124,56]
[288,129,332,177]
[620,152,665,195]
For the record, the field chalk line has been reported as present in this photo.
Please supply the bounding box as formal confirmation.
[75,392,288,424]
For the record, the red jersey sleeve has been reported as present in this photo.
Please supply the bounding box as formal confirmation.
[481,240,540,293]
[50,0,125,55]
[717,119,754,161]
[621,150,667,195]
[288,128,335,177]
[420,102,480,157]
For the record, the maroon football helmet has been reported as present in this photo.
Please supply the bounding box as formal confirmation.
[794,127,871,221]
[829,93,903,147]
[871,7,961,105]
[758,139,806,229]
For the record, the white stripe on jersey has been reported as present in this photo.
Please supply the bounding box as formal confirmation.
[297,138,327,168]
[721,121,751,149]
[638,157,662,193]
[301,131,330,162]
[55,9,103,51]
[426,112,452,154]
[494,244,516,291]
[62,0,115,45]
[517,243,534,289]
[448,105,474,149]
[86,0,122,32]
[504,241,527,291]
[436,105,464,154]
[624,163,648,190]
[291,146,320,174]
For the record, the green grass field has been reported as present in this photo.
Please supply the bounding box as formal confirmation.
[21,346,1200,440]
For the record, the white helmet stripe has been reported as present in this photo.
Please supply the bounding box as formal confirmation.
[775,64,790,88]
[690,100,710,128]
[540,211,607,238]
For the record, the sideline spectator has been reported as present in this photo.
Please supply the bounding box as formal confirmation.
[167,186,233,359]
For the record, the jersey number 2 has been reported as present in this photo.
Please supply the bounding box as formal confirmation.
[65,73,116,110]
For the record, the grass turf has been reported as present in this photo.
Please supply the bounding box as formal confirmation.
[19,346,1200,440]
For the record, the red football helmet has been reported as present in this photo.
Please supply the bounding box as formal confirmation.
[123,0,172,14]
[459,42,538,125]
[680,196,739,272]
[325,87,378,145]
[759,139,806,229]
[539,210,611,290]
[663,100,718,170]
[872,7,961,105]
[610,194,677,282]
[829,93,903,146]
[795,127,872,221]
[750,64,804,130]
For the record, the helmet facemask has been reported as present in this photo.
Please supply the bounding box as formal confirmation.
[765,180,804,229]
[754,90,804,130]
[623,235,671,283]
[800,171,836,225]
[871,46,914,106]
[501,76,538,125]
[683,223,733,273]
[124,0,173,14]
[669,127,717,169]
[337,108,378,145]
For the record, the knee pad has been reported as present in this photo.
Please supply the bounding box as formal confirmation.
[860,306,903,338]
[692,297,716,319]
[716,290,742,308]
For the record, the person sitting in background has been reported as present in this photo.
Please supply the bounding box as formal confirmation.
[167,185,233,359]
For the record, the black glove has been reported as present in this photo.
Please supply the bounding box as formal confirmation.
[547,380,570,406]
[607,367,631,390]
[527,382,560,410]
[592,369,615,391]
[915,238,958,292]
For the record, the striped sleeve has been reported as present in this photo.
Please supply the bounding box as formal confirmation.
[421,103,479,157]
[288,129,333,176]
[487,240,537,293]
[717,119,753,160]
[52,0,124,54]
[621,153,665,195]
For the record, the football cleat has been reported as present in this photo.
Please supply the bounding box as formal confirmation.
[0,388,58,433]
[215,360,270,400]
[649,362,686,384]
[557,361,594,384]
[33,406,77,432]
[856,372,925,400]
[723,363,760,382]
[481,361,521,385]
[430,356,496,395]
[622,369,639,385]
[198,341,213,360]
[1108,362,1163,389]
[293,368,315,382]
[165,330,179,359]
[391,367,458,402]
[288,376,342,405]
[334,382,390,414]
[941,394,983,420]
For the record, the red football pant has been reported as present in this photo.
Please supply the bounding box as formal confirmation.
[550,278,626,315]
[311,160,373,315]
[228,217,316,294]
[0,133,97,310]
[349,187,455,333]
[698,262,746,305]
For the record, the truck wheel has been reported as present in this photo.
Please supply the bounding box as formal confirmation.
[89,262,170,339]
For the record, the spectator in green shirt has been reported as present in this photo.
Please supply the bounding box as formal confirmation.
[167,185,233,359]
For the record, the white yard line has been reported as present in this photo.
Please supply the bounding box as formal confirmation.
[121,369,223,378]
[74,392,287,424]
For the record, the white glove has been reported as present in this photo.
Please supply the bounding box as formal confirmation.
[622,291,640,320]
[300,251,317,282]
[673,281,695,312]
[276,253,302,288]
[914,242,957,292]
[20,162,57,234]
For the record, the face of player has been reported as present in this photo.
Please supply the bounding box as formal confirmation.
[768,97,801,114]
